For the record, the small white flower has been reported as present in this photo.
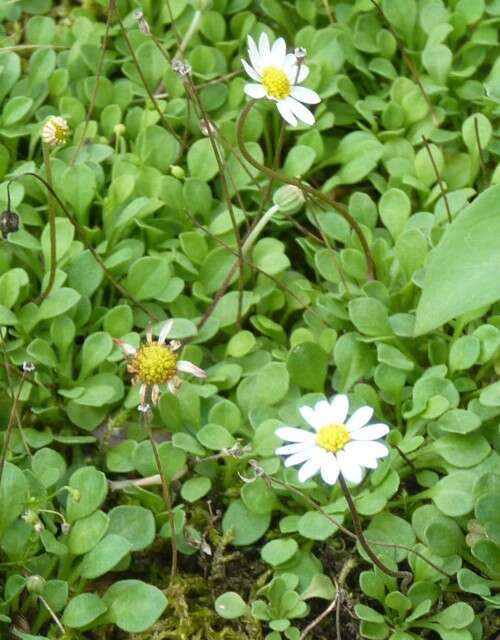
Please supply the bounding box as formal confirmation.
[275,395,390,486]
[41,115,70,146]
[242,33,320,127]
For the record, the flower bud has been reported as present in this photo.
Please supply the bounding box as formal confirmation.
[170,165,185,179]
[294,47,307,61]
[61,522,71,535]
[26,575,46,595]
[41,115,70,146]
[273,185,305,214]
[113,123,126,138]
[172,60,192,78]
[0,210,19,237]
[22,361,36,373]
[69,488,81,502]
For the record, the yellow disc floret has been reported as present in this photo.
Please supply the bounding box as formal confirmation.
[133,344,177,385]
[262,67,290,100]
[316,424,351,453]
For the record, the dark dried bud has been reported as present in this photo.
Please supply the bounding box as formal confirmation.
[0,210,19,237]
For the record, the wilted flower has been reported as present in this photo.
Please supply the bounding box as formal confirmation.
[242,33,320,127]
[41,115,70,146]
[134,10,151,35]
[114,319,206,405]
[275,395,390,485]
[0,209,19,237]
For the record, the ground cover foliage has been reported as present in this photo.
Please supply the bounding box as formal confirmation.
[0,0,500,638]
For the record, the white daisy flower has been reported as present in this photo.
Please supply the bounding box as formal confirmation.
[242,33,320,127]
[114,319,206,406]
[275,395,390,486]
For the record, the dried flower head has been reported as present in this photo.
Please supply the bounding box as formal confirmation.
[115,319,206,405]
[41,115,70,146]
[0,210,19,237]
[134,10,151,35]
[242,33,320,127]
[172,60,192,78]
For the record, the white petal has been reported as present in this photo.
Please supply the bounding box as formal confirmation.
[320,453,340,485]
[247,35,262,73]
[258,32,271,62]
[350,423,389,441]
[313,400,335,427]
[291,86,320,104]
[271,37,287,67]
[347,406,374,432]
[329,394,349,425]
[276,99,297,126]
[299,405,325,430]
[115,339,136,356]
[337,450,363,484]
[158,319,173,344]
[284,447,319,467]
[177,360,206,378]
[276,442,312,455]
[242,58,261,81]
[345,441,388,465]
[244,83,266,99]
[275,427,316,443]
[286,96,315,126]
[284,61,310,84]
[297,453,323,483]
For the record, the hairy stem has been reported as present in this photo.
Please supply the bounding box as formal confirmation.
[0,371,26,485]
[37,143,57,302]
[338,472,412,586]
[144,416,177,579]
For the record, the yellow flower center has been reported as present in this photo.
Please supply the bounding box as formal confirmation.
[262,66,290,100]
[316,424,351,453]
[133,344,177,385]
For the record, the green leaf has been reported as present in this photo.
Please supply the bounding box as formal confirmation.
[287,342,328,391]
[349,298,392,337]
[261,538,298,566]
[415,184,500,334]
[125,256,170,301]
[39,287,81,320]
[107,505,155,551]
[68,511,109,555]
[62,593,108,629]
[187,138,219,180]
[66,466,108,523]
[80,534,132,579]
[102,580,168,633]
[222,499,271,546]
[215,592,249,619]
[430,470,476,516]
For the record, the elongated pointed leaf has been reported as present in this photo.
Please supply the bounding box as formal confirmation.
[415,184,500,335]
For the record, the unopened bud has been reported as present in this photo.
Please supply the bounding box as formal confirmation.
[134,10,151,35]
[113,123,126,137]
[170,165,185,179]
[61,522,71,535]
[26,575,46,595]
[0,210,19,237]
[294,47,307,61]
[138,403,151,414]
[273,185,305,214]
[22,361,36,373]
